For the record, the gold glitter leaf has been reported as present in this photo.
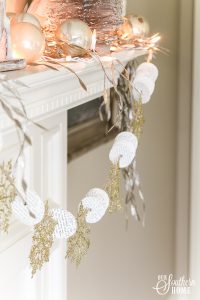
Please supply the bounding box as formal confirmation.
[66,204,90,266]
[29,201,57,277]
[132,99,145,139]
[0,161,16,233]
[106,163,122,213]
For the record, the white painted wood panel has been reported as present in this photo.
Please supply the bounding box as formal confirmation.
[0,112,67,300]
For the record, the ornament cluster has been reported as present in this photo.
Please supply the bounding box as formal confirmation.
[0,0,160,65]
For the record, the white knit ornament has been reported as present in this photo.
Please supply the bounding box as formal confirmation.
[51,208,77,239]
[12,190,45,226]
[82,188,109,224]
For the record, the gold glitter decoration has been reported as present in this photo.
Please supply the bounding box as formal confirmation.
[66,204,90,266]
[0,161,16,233]
[106,163,122,213]
[132,99,145,139]
[29,201,57,277]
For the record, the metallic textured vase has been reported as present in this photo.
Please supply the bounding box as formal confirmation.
[83,0,125,42]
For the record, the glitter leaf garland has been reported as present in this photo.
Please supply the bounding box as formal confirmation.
[29,201,57,277]
[132,99,145,139]
[66,204,90,266]
[106,163,122,213]
[0,161,16,233]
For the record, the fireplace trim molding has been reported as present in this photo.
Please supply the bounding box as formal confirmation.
[0,49,145,133]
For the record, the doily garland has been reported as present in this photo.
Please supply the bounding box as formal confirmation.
[0,3,161,276]
[0,59,159,276]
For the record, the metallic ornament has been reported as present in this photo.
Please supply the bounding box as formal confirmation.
[66,204,90,266]
[82,188,109,223]
[118,14,150,39]
[11,22,45,63]
[56,19,92,56]
[12,13,41,28]
[51,208,77,239]
[29,201,57,277]
[12,190,45,226]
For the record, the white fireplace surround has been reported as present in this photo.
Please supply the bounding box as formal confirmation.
[0,49,146,300]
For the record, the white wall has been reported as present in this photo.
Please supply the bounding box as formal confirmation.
[67,1,179,299]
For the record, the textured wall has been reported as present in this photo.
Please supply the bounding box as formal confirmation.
[67,1,179,299]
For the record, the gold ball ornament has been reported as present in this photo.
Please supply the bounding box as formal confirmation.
[118,14,150,39]
[11,22,45,63]
[12,12,41,28]
[56,19,93,57]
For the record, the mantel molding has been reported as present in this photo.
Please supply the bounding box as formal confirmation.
[0,49,146,132]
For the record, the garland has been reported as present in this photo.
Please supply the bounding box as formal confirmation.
[0,3,161,276]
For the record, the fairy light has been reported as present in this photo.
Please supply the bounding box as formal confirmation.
[91,29,97,51]
[65,55,72,62]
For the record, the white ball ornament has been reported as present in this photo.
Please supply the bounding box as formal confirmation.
[51,208,77,240]
[11,22,45,63]
[12,190,45,226]
[118,14,150,39]
[56,19,93,57]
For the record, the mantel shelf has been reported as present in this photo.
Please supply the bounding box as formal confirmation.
[0,49,146,132]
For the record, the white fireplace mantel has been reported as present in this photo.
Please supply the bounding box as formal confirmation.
[0,49,146,133]
[0,49,145,300]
